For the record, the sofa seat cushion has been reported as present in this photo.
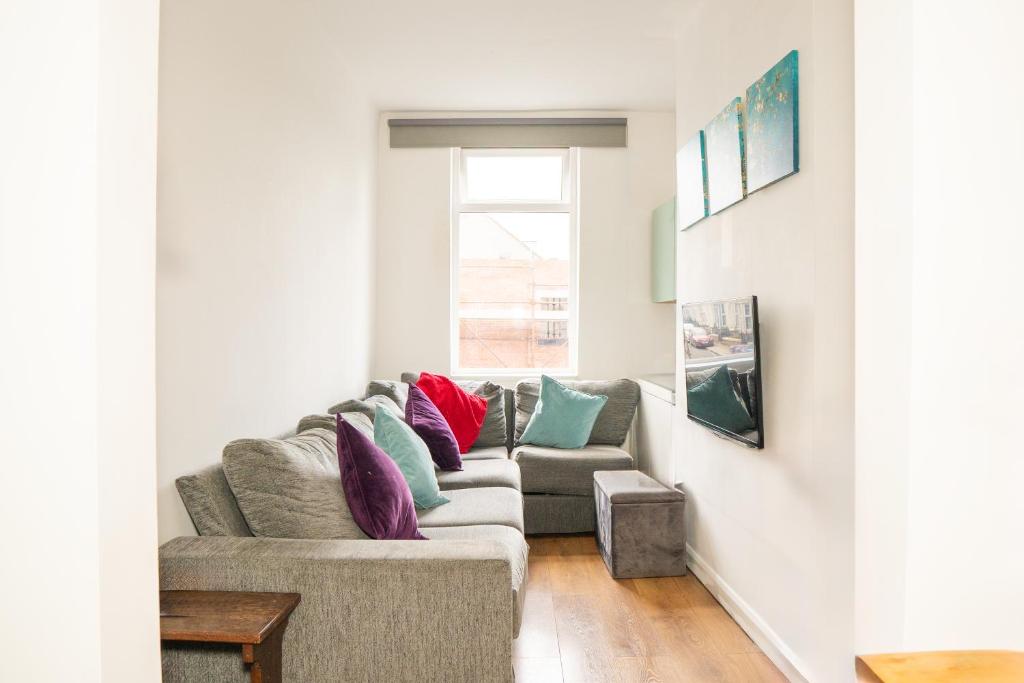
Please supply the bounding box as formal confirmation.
[461,446,509,461]
[415,487,524,533]
[420,524,528,636]
[436,459,521,492]
[512,444,633,496]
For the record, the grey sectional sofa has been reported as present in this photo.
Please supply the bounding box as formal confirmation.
[160,376,639,682]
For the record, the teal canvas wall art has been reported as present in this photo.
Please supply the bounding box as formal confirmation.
[676,131,708,230]
[705,97,746,214]
[745,50,799,193]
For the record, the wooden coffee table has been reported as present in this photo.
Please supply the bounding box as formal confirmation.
[160,590,300,683]
[857,651,1024,682]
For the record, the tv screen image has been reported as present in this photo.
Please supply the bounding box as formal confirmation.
[681,296,764,448]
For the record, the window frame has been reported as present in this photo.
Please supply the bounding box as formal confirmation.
[450,147,580,378]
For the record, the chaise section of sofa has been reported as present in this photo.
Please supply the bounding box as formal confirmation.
[511,378,641,534]
[166,410,529,683]
[513,443,633,533]
[160,535,516,683]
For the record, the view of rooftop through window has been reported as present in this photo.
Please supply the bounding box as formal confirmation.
[453,149,577,374]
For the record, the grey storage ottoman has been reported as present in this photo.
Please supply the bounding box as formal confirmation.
[594,470,687,579]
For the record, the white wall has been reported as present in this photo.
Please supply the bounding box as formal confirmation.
[1,0,161,680]
[673,1,854,681]
[157,1,378,541]
[373,111,676,382]
[98,0,162,678]
[853,0,913,654]
[856,0,1024,653]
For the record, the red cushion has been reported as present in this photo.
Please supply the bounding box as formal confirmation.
[415,372,488,454]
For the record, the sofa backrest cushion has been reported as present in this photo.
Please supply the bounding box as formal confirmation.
[222,427,368,540]
[401,372,508,450]
[326,395,404,423]
[175,464,252,537]
[514,378,641,447]
[365,380,409,411]
[297,412,373,439]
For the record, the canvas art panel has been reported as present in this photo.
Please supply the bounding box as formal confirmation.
[745,50,799,193]
[704,97,746,214]
[676,130,709,230]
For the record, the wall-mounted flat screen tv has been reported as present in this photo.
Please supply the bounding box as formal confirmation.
[681,296,764,448]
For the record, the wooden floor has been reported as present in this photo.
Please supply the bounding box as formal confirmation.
[514,535,786,683]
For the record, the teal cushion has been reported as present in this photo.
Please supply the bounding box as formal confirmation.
[686,365,755,433]
[519,375,608,449]
[374,408,449,509]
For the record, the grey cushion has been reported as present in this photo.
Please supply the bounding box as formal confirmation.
[175,465,252,537]
[296,412,373,440]
[365,380,409,410]
[415,487,524,533]
[420,524,528,636]
[436,459,521,492]
[514,378,640,446]
[512,444,633,496]
[222,428,367,540]
[462,380,507,448]
[326,395,404,422]
[461,445,510,461]
[401,372,507,449]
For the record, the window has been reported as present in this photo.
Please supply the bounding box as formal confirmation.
[451,148,578,375]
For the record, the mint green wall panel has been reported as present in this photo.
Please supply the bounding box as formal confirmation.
[651,197,676,303]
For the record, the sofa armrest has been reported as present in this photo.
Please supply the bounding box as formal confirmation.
[159,536,512,683]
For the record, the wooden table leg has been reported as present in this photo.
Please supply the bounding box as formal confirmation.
[241,618,288,683]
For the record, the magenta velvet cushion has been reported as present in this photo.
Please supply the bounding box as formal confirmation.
[335,414,425,540]
[405,383,463,471]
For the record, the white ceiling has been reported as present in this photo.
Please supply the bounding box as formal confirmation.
[323,0,678,112]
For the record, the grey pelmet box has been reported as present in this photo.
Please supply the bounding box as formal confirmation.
[594,470,687,579]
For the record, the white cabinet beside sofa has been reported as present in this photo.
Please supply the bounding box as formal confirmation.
[635,374,675,487]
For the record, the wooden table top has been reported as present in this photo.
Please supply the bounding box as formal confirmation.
[160,591,301,645]
[857,651,1024,682]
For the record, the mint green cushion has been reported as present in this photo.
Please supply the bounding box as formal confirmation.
[519,375,608,449]
[686,365,755,433]
[374,408,449,509]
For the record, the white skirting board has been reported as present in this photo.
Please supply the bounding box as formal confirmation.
[686,544,812,683]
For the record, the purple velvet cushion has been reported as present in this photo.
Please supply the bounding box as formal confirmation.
[335,414,425,540]
[405,384,463,471]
